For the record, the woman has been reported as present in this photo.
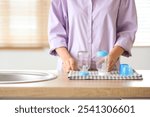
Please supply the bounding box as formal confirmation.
[48,0,137,72]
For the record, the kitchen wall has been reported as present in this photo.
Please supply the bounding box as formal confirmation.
[0,48,57,70]
[121,47,150,70]
[0,47,150,70]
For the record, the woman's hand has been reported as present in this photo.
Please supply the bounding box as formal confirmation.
[63,57,77,73]
[106,54,118,71]
[56,47,77,73]
[107,46,125,71]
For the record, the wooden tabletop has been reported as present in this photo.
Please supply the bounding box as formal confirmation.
[0,70,150,99]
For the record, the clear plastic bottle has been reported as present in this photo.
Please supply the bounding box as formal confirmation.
[96,50,108,76]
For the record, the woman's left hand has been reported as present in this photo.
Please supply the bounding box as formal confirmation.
[106,55,118,71]
[106,46,125,72]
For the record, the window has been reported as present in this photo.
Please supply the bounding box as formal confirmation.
[134,0,150,46]
[0,0,50,48]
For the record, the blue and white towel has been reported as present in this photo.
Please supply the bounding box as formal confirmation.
[68,70,143,80]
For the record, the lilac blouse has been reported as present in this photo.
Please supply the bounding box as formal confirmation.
[48,0,137,70]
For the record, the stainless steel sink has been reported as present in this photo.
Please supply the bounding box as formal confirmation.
[0,71,57,84]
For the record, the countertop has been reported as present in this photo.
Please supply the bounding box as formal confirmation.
[0,70,150,99]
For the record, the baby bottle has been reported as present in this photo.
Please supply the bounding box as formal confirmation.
[96,50,108,75]
[78,51,90,76]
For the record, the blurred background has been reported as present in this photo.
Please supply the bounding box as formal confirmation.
[0,0,150,70]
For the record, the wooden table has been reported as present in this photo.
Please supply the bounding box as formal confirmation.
[0,70,150,99]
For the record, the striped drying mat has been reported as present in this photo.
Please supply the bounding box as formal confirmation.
[68,70,143,80]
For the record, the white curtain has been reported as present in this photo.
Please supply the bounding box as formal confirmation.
[0,0,50,48]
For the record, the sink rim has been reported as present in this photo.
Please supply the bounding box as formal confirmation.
[0,70,57,84]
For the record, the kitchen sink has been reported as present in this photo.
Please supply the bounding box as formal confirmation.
[0,71,57,84]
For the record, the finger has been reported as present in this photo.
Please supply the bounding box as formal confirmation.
[66,65,71,73]
[107,56,116,66]
[65,66,70,73]
[108,61,115,68]
[63,64,67,73]
[70,62,76,70]
[66,68,70,73]
[107,60,115,72]
[63,63,70,73]
[107,65,114,72]
[107,60,117,71]
[69,59,76,70]
[65,61,71,70]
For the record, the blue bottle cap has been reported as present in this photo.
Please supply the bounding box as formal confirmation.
[96,50,108,57]
[79,71,89,76]
[119,64,133,76]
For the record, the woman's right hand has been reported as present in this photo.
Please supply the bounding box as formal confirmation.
[55,47,77,73]
[63,57,77,73]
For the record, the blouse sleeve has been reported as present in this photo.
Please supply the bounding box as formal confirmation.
[115,0,138,57]
[48,0,68,56]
